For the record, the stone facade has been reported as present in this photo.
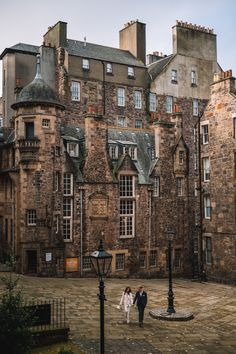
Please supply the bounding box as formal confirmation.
[0,20,235,283]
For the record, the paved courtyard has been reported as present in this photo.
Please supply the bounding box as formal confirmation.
[0,273,236,353]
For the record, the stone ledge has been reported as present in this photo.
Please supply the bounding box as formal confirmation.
[149,308,194,321]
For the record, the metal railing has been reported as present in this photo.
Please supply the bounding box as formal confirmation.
[25,298,67,331]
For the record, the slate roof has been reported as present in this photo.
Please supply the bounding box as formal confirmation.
[61,125,157,184]
[66,39,145,67]
[148,54,174,81]
[0,43,39,59]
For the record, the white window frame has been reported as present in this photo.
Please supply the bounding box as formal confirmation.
[27,209,36,226]
[203,157,210,181]
[63,173,73,196]
[193,99,199,116]
[67,142,79,157]
[109,144,118,159]
[135,119,142,129]
[134,90,142,109]
[149,93,156,112]
[123,145,137,160]
[153,176,160,197]
[191,70,197,85]
[71,81,80,101]
[106,63,113,74]
[171,69,177,83]
[63,198,73,241]
[119,175,135,238]
[82,256,92,270]
[0,117,3,128]
[202,124,209,144]
[56,215,59,234]
[42,119,50,128]
[115,253,125,270]
[82,58,90,70]
[128,66,134,77]
[117,88,125,107]
[204,196,211,219]
[166,96,173,113]
[117,116,126,127]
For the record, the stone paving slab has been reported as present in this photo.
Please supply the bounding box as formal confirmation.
[0,274,235,353]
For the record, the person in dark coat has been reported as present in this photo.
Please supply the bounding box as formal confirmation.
[133,285,148,327]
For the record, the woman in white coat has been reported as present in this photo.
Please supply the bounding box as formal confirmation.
[119,287,133,324]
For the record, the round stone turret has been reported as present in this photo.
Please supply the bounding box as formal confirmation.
[11,54,64,110]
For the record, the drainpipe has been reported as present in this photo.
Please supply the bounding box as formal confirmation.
[197,114,203,277]
[80,188,83,276]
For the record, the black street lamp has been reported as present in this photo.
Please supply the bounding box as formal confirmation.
[90,239,113,354]
[166,230,176,314]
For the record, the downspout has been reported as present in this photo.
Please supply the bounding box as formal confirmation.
[80,188,83,277]
[197,114,203,277]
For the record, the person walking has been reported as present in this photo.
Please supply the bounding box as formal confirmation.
[118,287,133,324]
[133,285,147,327]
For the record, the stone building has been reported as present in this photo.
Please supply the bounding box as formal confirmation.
[0,20,235,282]
[197,70,236,283]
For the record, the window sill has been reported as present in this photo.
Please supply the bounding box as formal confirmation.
[119,235,134,239]
[127,75,135,79]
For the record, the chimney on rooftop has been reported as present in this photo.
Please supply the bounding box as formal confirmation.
[119,20,146,65]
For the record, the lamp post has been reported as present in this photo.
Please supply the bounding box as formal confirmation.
[90,239,113,354]
[166,230,176,314]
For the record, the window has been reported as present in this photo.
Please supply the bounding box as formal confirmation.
[193,99,199,116]
[166,96,173,113]
[56,215,59,234]
[53,171,60,192]
[109,145,118,159]
[117,88,125,107]
[135,119,142,129]
[63,198,73,241]
[116,253,125,270]
[119,175,135,237]
[149,93,156,112]
[176,177,183,196]
[27,210,36,226]
[153,176,160,197]
[204,196,211,219]
[0,117,3,127]
[25,122,34,139]
[191,70,197,85]
[174,249,181,269]
[63,173,73,196]
[149,250,157,267]
[134,91,142,109]
[117,116,126,127]
[205,237,212,264]
[179,151,184,165]
[55,146,61,156]
[82,256,91,270]
[139,252,146,268]
[203,157,210,181]
[42,119,50,128]
[67,142,79,157]
[123,145,137,160]
[82,58,89,70]
[128,67,134,77]
[171,69,177,83]
[233,117,236,138]
[106,63,113,74]
[193,127,197,143]
[202,125,209,144]
[5,219,8,241]
[71,81,80,101]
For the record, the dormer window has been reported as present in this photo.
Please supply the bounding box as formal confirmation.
[67,142,79,157]
[128,67,134,78]
[123,145,137,160]
[82,58,90,70]
[109,144,118,159]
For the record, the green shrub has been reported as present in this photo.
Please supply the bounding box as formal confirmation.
[0,258,35,354]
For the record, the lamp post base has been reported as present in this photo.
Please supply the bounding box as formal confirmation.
[149,308,194,321]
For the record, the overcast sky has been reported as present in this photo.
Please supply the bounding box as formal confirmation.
[1,0,236,95]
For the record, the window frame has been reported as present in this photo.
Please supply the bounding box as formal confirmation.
[193,99,199,116]
[115,253,125,270]
[191,70,197,85]
[176,177,184,197]
[134,90,142,109]
[117,87,125,107]
[82,58,90,70]
[203,156,210,181]
[205,236,212,265]
[128,66,135,78]
[171,69,178,83]
[82,256,92,270]
[139,251,147,268]
[153,176,160,197]
[203,195,211,219]
[166,96,173,113]
[71,81,81,101]
[27,209,36,226]
[67,142,79,157]
[202,124,209,144]
[119,175,135,238]
[106,63,113,74]
[135,119,142,129]
[149,92,157,112]
[149,250,157,267]
[42,119,50,128]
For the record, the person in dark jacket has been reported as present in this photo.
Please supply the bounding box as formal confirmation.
[133,285,148,327]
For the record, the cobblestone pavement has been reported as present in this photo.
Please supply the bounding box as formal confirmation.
[0,274,236,353]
